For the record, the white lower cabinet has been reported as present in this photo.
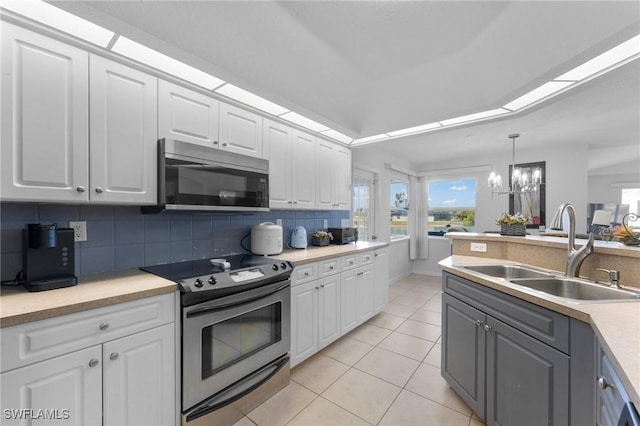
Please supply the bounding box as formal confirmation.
[341,264,374,334]
[0,293,176,426]
[373,248,389,314]
[290,268,341,367]
[103,323,175,426]
[290,250,388,368]
[1,346,103,426]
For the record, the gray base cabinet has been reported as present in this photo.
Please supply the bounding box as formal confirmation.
[442,272,594,426]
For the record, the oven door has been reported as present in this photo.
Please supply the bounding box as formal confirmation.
[182,280,290,411]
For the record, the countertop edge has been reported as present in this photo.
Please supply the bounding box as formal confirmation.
[275,241,389,265]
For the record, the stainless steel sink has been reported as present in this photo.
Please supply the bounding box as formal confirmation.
[510,278,640,301]
[463,264,554,280]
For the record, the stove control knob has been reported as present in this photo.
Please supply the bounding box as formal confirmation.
[194,278,203,288]
[280,262,287,269]
[208,276,217,285]
[272,264,279,271]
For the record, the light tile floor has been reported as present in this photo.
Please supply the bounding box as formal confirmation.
[234,274,486,426]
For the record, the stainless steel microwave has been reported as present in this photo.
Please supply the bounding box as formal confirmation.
[142,139,269,213]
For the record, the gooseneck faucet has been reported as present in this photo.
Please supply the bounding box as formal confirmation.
[549,203,594,277]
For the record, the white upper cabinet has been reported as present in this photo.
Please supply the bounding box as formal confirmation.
[90,55,158,204]
[1,22,90,202]
[158,80,219,147]
[316,139,352,210]
[290,129,316,209]
[219,102,263,158]
[263,119,292,208]
[263,120,316,209]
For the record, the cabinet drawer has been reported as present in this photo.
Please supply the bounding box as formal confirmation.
[1,293,175,372]
[293,263,318,285]
[359,251,374,266]
[341,255,359,271]
[319,258,341,277]
[443,272,569,353]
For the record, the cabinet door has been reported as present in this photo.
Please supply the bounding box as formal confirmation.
[441,293,486,419]
[340,269,359,334]
[291,130,316,209]
[290,281,318,367]
[264,119,292,209]
[103,324,175,426]
[486,316,569,426]
[1,23,89,202]
[0,346,102,426]
[334,145,352,210]
[315,139,335,209]
[219,102,263,158]
[356,266,374,322]
[158,80,219,147]
[373,249,389,314]
[318,275,341,349]
[90,55,157,204]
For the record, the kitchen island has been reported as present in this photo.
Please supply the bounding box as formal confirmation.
[441,232,639,423]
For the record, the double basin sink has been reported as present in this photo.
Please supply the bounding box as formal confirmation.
[461,264,640,303]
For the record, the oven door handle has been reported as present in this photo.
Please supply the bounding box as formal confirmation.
[185,281,289,318]
[184,354,289,423]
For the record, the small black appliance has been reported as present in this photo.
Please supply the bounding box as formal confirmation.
[23,223,77,292]
[328,227,358,244]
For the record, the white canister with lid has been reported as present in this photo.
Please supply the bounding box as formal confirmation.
[251,222,283,255]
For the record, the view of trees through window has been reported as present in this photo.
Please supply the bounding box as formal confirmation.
[390,180,409,237]
[428,178,477,234]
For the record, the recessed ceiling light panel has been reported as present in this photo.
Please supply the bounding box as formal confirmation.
[1,0,115,47]
[215,84,288,116]
[387,122,442,137]
[503,81,573,111]
[555,34,640,81]
[352,134,390,145]
[279,112,329,132]
[111,36,224,90]
[320,129,353,144]
[440,108,510,126]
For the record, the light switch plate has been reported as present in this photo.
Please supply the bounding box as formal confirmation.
[470,242,487,253]
[323,219,328,229]
[276,218,282,226]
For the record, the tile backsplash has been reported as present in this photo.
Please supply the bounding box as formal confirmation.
[0,203,349,280]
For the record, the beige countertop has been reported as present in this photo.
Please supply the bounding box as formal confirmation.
[0,269,178,328]
[440,255,640,406]
[0,242,388,328]
[275,241,389,264]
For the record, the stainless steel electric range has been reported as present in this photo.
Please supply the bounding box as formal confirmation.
[142,254,293,426]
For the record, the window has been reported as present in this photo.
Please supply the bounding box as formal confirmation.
[427,178,477,235]
[353,170,375,241]
[621,188,640,231]
[390,179,409,238]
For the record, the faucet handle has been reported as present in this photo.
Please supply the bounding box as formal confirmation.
[596,268,620,287]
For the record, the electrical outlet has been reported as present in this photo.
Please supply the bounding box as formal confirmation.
[323,219,328,229]
[276,218,282,226]
[69,221,87,242]
[470,242,487,253]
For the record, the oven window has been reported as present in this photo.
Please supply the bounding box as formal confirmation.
[165,158,268,208]
[201,302,282,379]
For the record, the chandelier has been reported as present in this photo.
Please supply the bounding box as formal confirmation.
[488,133,543,197]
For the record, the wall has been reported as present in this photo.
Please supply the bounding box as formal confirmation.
[388,238,412,283]
[0,203,348,281]
[355,141,590,275]
[352,147,414,283]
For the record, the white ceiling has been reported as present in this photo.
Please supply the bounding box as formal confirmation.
[51,0,640,170]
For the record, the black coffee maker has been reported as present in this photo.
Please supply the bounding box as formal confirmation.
[23,223,77,292]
